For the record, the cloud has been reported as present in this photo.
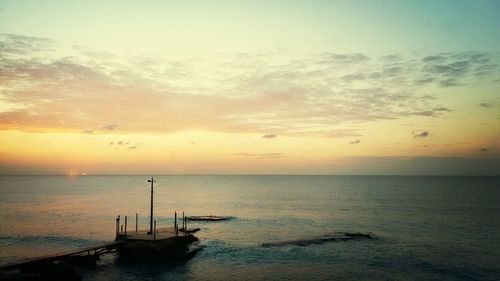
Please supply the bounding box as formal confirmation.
[412,111,435,117]
[342,73,366,81]
[380,54,401,61]
[262,134,277,139]
[439,78,461,87]
[0,34,498,137]
[110,140,135,149]
[413,131,430,138]
[407,107,451,117]
[474,64,498,77]
[414,77,435,85]
[102,125,118,131]
[349,140,360,144]
[321,53,369,64]
[479,102,495,108]
[422,55,447,62]
[419,52,496,87]
[233,153,284,158]
[0,33,53,56]
[433,107,451,112]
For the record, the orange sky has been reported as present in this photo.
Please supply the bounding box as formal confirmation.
[0,1,499,175]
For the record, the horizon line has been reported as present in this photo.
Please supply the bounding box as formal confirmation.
[0,174,499,177]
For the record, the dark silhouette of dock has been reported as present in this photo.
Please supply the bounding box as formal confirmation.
[0,240,124,271]
[0,177,200,279]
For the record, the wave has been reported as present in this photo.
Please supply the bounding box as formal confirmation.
[261,232,374,248]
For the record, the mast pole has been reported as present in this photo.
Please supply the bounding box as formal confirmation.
[148,177,156,234]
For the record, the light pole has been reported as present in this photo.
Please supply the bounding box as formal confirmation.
[148,177,156,234]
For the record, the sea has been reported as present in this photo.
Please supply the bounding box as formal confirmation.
[0,175,499,281]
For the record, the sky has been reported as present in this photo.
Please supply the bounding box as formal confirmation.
[0,0,499,175]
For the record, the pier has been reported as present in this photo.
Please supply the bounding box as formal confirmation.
[0,223,198,273]
[114,208,199,259]
[0,177,200,278]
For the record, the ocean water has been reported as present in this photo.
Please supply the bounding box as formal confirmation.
[0,175,499,280]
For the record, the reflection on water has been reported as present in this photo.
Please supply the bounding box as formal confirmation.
[1,176,499,280]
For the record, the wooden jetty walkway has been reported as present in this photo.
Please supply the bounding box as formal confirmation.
[0,240,124,271]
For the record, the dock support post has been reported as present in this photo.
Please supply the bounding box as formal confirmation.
[182,212,185,231]
[115,216,120,236]
[124,216,127,236]
[184,216,187,236]
[121,225,123,234]
[175,211,178,237]
[135,213,138,233]
[153,220,156,240]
